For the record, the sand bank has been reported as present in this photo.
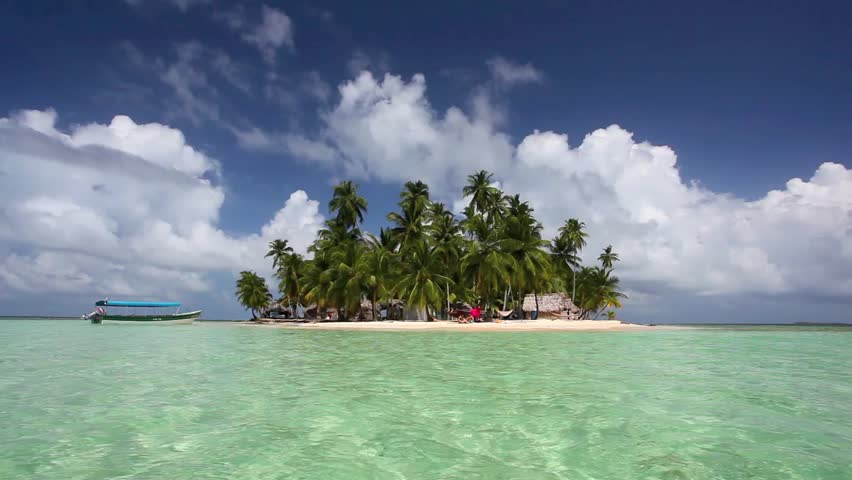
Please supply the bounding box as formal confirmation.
[243,319,660,332]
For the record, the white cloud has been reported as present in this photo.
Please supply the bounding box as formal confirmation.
[0,251,210,297]
[211,50,253,95]
[271,71,852,299]
[241,5,294,64]
[0,109,324,298]
[72,114,217,176]
[319,72,515,192]
[486,56,543,87]
[117,41,252,125]
[159,42,221,124]
[231,127,339,165]
[510,128,852,297]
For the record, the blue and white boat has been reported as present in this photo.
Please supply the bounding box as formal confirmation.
[83,299,201,324]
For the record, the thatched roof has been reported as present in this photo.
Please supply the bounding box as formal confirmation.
[522,293,577,313]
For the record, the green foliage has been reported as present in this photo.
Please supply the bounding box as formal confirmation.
[394,241,454,319]
[244,171,626,321]
[598,245,620,270]
[329,180,368,230]
[265,239,293,271]
[574,266,627,319]
[463,170,505,221]
[235,271,272,319]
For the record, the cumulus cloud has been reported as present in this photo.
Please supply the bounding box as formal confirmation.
[510,128,852,297]
[0,109,324,298]
[319,72,515,191]
[268,71,852,299]
[486,56,543,87]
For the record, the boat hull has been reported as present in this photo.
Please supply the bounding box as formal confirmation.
[94,310,202,325]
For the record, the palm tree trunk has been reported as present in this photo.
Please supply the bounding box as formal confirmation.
[534,291,539,314]
[571,266,576,304]
[372,291,378,322]
[446,282,450,320]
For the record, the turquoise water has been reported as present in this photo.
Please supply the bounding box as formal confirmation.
[1,321,850,479]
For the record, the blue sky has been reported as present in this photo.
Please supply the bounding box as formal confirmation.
[1,0,850,322]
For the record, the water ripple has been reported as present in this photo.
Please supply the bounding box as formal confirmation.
[0,321,850,479]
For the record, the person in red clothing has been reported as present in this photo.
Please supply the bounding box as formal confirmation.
[470,305,482,322]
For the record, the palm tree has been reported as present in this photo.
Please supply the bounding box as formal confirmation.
[277,253,304,306]
[329,180,368,230]
[387,207,427,252]
[388,181,431,252]
[328,240,365,320]
[461,228,512,310]
[428,203,465,316]
[503,202,551,313]
[550,235,580,273]
[300,251,335,318]
[463,170,503,220]
[366,227,398,253]
[399,180,430,217]
[235,271,272,319]
[574,267,626,319]
[395,241,454,320]
[357,243,397,321]
[558,218,589,304]
[241,173,628,324]
[598,245,619,270]
[265,239,293,271]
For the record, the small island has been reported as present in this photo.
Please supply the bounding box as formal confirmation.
[236,170,630,330]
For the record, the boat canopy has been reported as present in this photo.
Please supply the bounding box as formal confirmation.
[96,300,181,307]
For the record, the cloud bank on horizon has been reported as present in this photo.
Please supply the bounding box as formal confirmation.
[0,109,324,299]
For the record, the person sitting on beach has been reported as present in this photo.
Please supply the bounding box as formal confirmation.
[470,305,482,322]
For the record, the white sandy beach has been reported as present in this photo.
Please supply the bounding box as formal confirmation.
[244,319,658,331]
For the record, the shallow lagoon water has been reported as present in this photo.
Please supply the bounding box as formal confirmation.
[1,320,850,479]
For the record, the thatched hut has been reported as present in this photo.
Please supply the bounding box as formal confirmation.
[522,293,579,319]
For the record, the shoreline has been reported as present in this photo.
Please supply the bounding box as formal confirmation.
[240,319,669,332]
